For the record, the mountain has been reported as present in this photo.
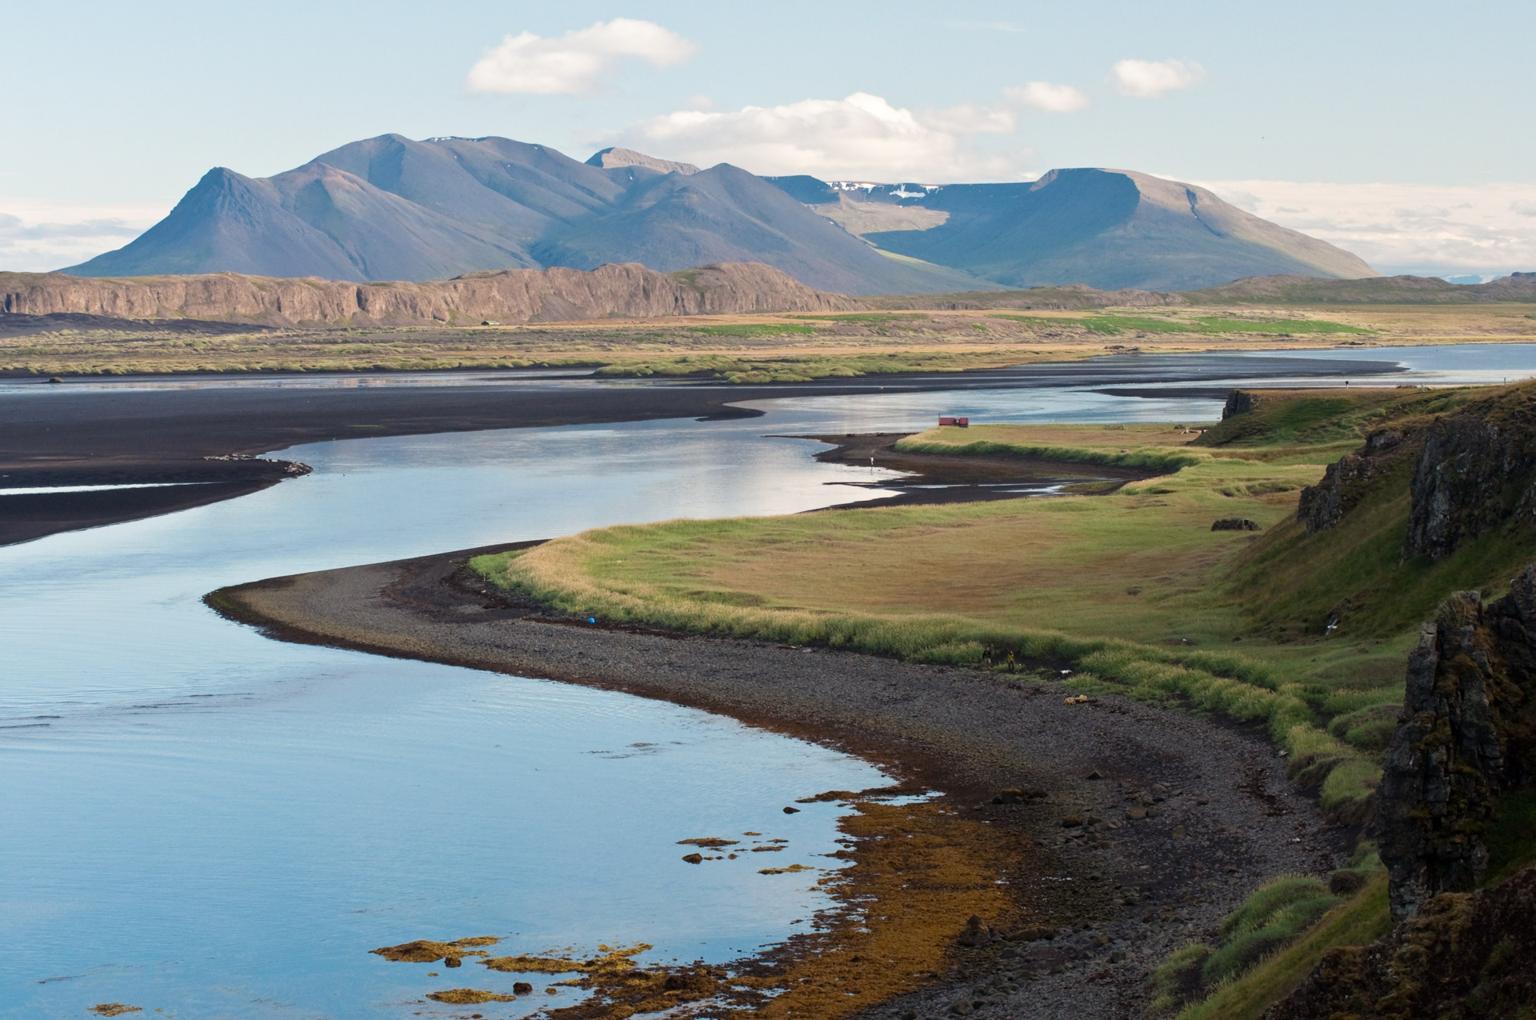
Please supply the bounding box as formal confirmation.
[67,134,1376,294]
[765,168,1376,291]
[68,135,983,295]
[586,147,700,176]
[1,262,851,326]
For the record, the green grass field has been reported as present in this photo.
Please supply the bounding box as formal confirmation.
[996,313,1372,336]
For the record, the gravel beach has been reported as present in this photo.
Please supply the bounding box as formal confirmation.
[214,546,1346,1018]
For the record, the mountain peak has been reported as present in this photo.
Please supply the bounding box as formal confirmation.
[586,147,700,176]
[66,133,1374,294]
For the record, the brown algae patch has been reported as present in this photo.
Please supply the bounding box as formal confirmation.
[481,942,652,977]
[371,935,500,964]
[727,799,1021,1017]
[88,1007,142,1017]
[443,798,1019,1018]
[758,863,816,875]
[426,988,519,1004]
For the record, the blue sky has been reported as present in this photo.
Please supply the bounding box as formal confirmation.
[4,0,1534,275]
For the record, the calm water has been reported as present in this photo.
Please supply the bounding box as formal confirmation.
[4,345,1534,1018]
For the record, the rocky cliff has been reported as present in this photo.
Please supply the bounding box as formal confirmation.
[1296,429,1409,533]
[1406,400,1536,559]
[1376,568,1536,919]
[1286,384,1536,553]
[0,262,853,327]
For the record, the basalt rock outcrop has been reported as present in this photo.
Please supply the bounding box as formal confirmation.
[0,262,853,327]
[1376,566,1536,919]
[1266,865,1536,1020]
[1219,389,1260,421]
[1405,399,1536,559]
[1296,429,1407,533]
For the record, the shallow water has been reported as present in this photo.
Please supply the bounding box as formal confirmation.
[4,344,1535,1018]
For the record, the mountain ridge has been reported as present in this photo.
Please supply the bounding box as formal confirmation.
[767,167,1374,290]
[67,134,1375,294]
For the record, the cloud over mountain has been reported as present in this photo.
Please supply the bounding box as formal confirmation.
[467,18,694,95]
[629,92,1019,181]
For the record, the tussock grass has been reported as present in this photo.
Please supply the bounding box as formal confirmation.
[1174,873,1390,1020]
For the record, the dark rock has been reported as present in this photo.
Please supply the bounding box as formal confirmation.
[512,981,534,995]
[1406,405,1536,559]
[681,852,705,864]
[1211,517,1261,532]
[1297,429,1405,533]
[956,915,997,948]
[991,787,1048,804]
[782,806,800,814]
[1375,566,1536,919]
[444,956,462,968]
[1221,390,1259,420]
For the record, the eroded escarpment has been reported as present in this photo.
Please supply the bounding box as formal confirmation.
[0,262,852,327]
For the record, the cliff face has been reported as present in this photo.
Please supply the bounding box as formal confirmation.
[1406,408,1536,559]
[1296,429,1407,533]
[1375,568,1536,919]
[1289,385,1536,555]
[0,262,853,327]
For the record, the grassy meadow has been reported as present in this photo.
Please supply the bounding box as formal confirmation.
[6,301,1533,378]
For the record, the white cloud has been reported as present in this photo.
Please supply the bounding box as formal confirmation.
[1005,81,1090,113]
[1112,58,1205,98]
[467,18,694,95]
[936,102,1017,134]
[0,198,166,272]
[625,92,1025,181]
[1203,179,1536,275]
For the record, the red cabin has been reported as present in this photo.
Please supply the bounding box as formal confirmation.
[937,416,970,428]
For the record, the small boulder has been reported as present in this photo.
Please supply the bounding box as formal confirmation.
[1211,518,1261,532]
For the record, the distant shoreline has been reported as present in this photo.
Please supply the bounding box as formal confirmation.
[0,351,1399,547]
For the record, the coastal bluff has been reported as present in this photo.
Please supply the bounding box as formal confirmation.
[0,262,854,327]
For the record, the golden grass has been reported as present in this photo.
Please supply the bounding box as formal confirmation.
[9,302,1533,378]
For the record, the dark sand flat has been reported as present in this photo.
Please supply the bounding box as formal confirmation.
[0,351,1397,546]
